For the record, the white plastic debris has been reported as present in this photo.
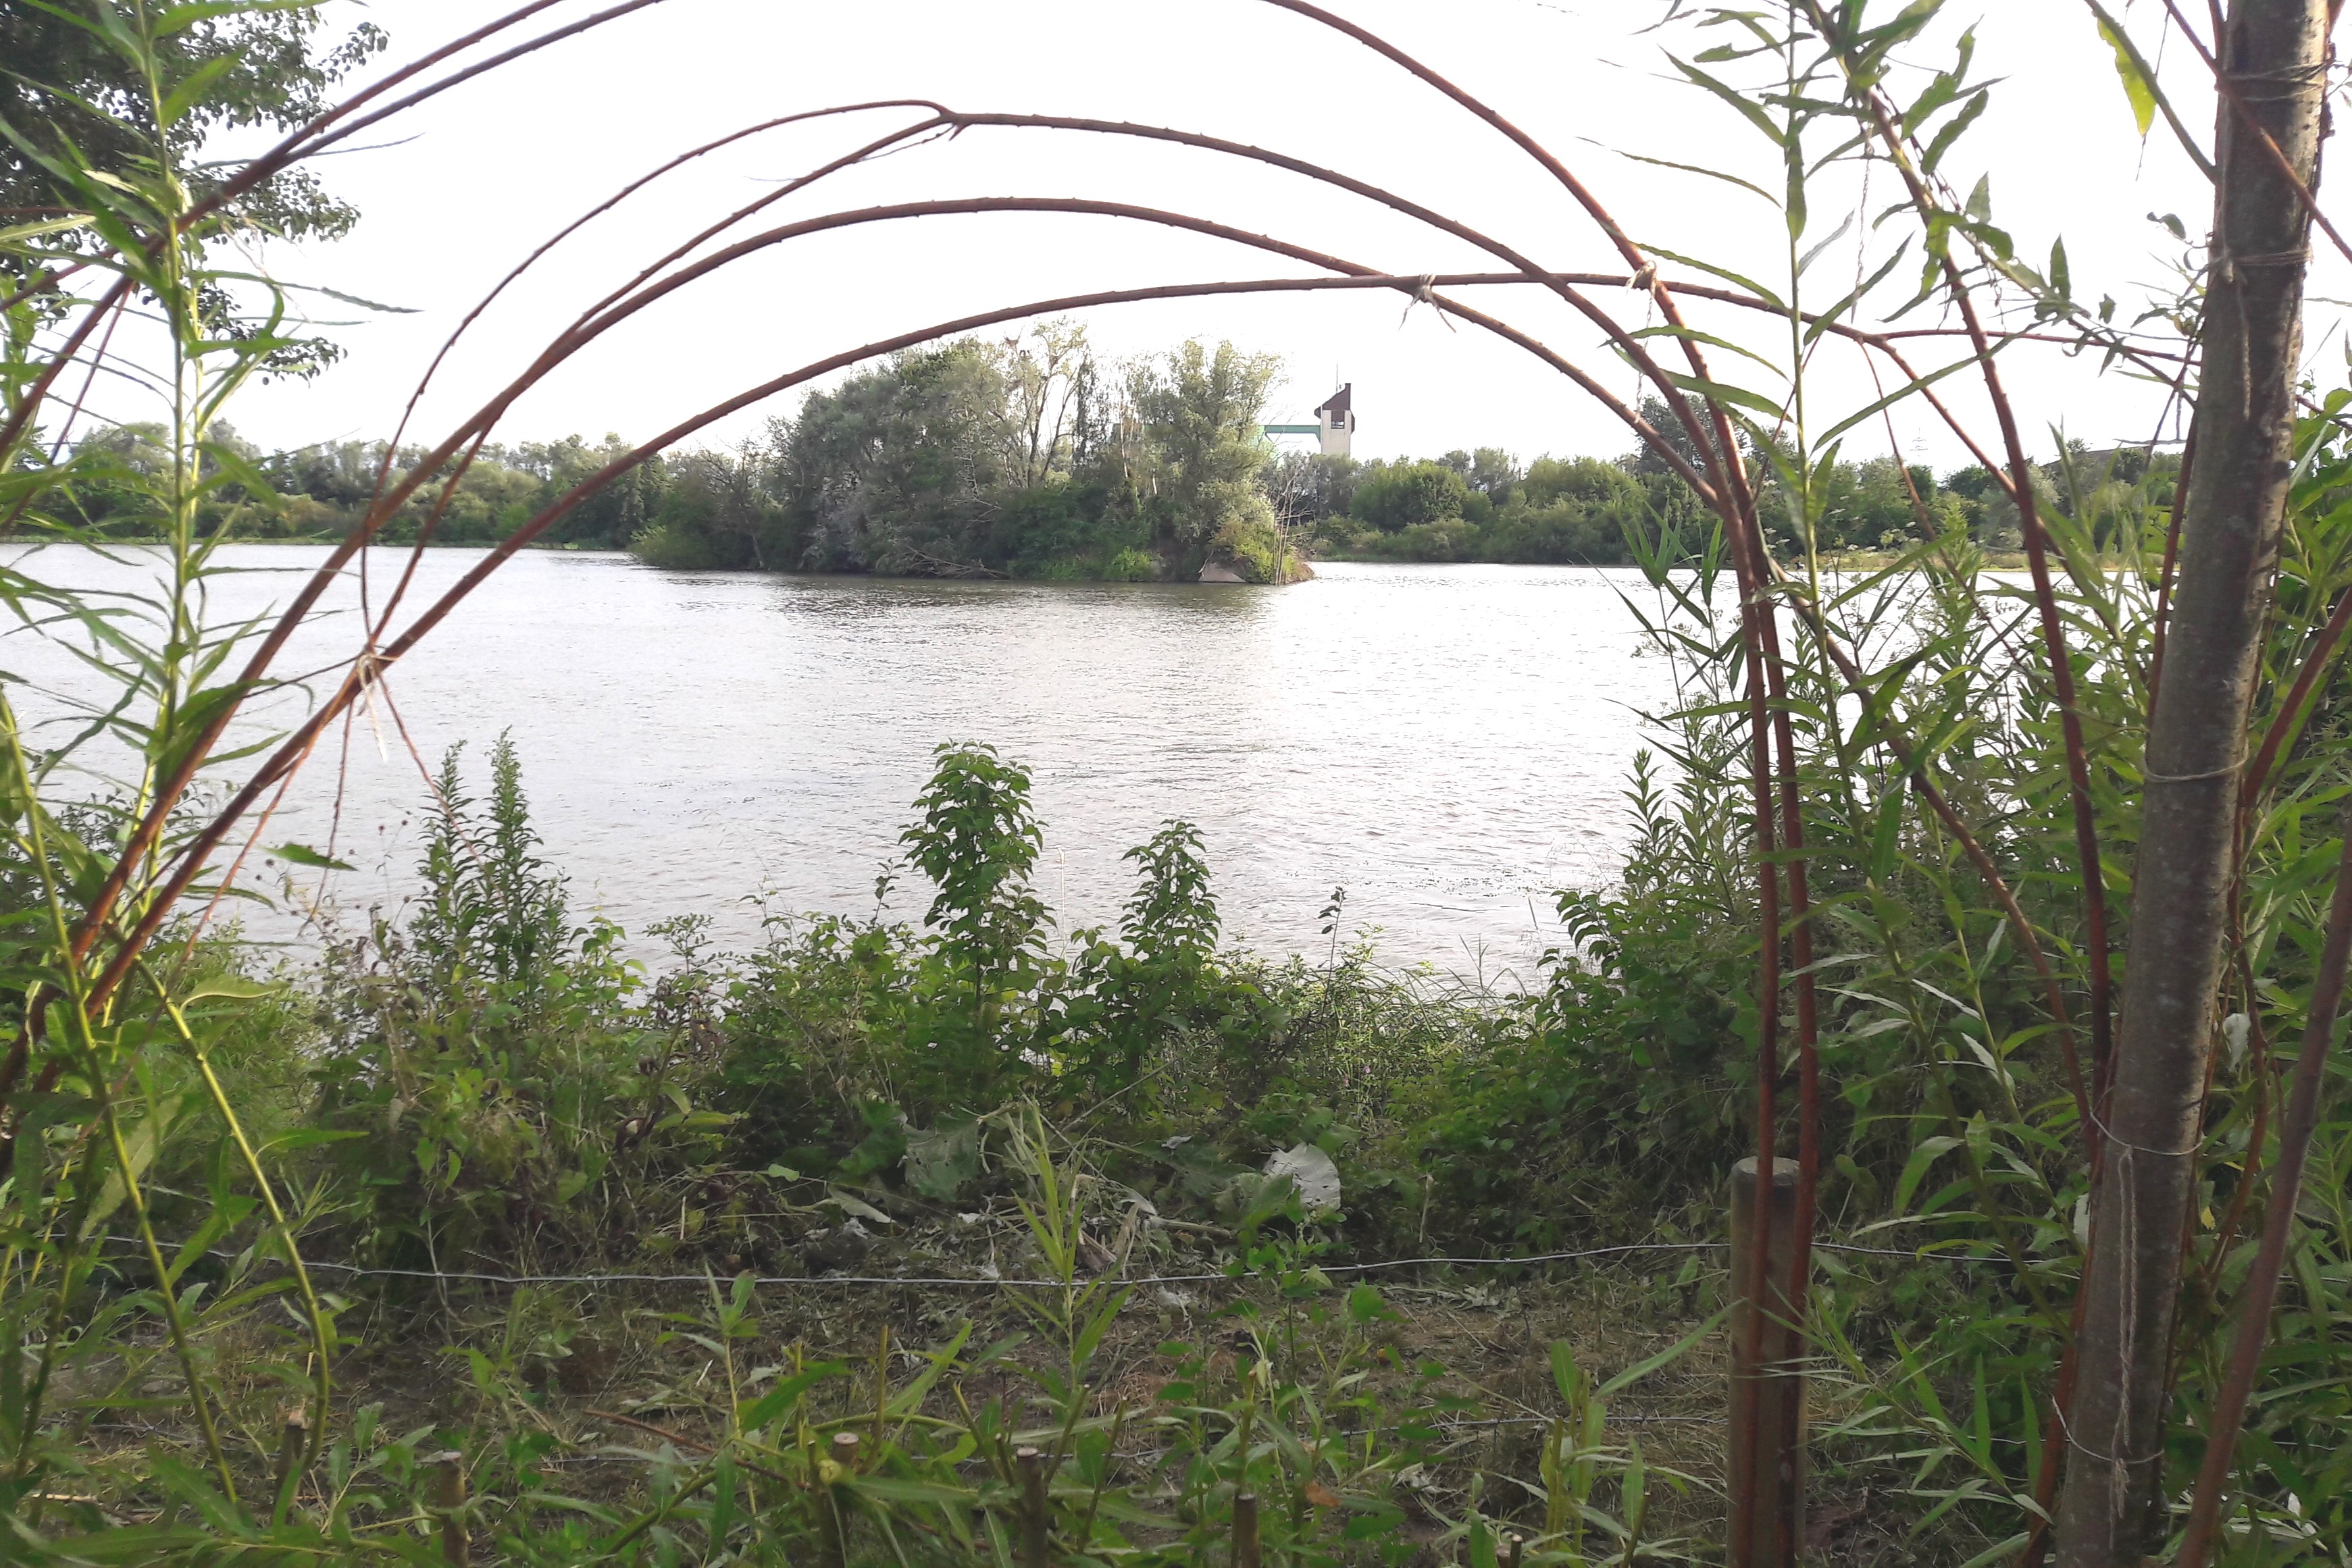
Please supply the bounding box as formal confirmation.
[1264,1143,1343,1216]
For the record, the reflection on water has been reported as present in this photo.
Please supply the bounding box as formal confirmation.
[3,548,1677,974]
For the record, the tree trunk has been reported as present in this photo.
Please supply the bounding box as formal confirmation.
[2053,3,2328,1562]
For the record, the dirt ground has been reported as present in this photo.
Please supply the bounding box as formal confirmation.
[301,1195,1951,1564]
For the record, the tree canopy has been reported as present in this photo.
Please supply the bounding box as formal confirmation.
[0,2,385,255]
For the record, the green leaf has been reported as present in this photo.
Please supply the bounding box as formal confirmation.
[1895,1135,1964,1217]
[179,974,282,1002]
[158,56,236,130]
[1599,1302,1732,1395]
[739,1361,847,1431]
[1816,352,1979,446]
[1636,241,1787,311]
[1660,369,1787,420]
[1921,90,1988,176]
[1667,55,1788,148]
[155,1,313,36]
[270,843,355,871]
[1868,788,1905,887]
[904,1118,982,1201]
[0,215,93,246]
[2096,16,2158,137]
[1550,1340,1585,1405]
[1785,135,1808,242]
[1628,323,1785,379]
[1610,150,1777,207]
[1955,1536,2033,1568]
[1623,1438,1647,1536]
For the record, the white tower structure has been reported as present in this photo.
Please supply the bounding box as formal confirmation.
[1314,383,1355,458]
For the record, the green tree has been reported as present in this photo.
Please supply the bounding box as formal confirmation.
[1350,459,1469,531]
[1442,446,1521,506]
[899,743,1054,1099]
[1127,339,1281,553]
[0,1,385,259]
[777,340,1013,573]
[1266,449,1358,532]
[1621,392,1712,480]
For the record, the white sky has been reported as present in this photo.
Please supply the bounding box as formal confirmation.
[196,0,2343,475]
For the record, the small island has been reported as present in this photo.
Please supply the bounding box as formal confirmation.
[70,325,2168,581]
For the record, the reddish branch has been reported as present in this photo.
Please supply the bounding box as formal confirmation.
[1847,75,2115,1114]
[84,186,1858,1002]
[0,1,678,443]
[72,265,1726,1016]
[0,20,2192,1555]
[2242,583,2352,806]
[2176,795,2352,1568]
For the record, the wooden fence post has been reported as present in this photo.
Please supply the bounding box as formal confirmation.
[272,1408,308,1519]
[1017,1446,1048,1568]
[430,1451,469,1568]
[1727,1155,1805,1567]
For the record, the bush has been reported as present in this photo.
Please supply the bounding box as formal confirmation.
[1348,517,1479,562]
[307,735,731,1275]
[630,520,725,569]
[1102,546,1158,580]
[1204,513,1285,581]
[1349,459,1470,531]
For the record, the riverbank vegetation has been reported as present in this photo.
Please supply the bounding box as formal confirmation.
[74,396,2160,579]
[155,330,1317,583]
[69,395,2172,580]
[1296,419,2176,567]
[6,0,2351,1563]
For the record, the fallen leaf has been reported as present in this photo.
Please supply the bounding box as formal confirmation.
[1806,1487,1870,1550]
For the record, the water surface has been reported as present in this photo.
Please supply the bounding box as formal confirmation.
[4,549,1677,974]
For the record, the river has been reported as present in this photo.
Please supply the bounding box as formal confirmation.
[4,548,1682,977]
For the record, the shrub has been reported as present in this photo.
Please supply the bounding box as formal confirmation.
[1349,459,1470,531]
[307,736,730,1274]
[630,519,725,569]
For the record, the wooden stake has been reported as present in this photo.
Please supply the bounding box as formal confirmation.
[1233,1491,1261,1568]
[1727,1156,1804,1567]
[1017,1446,1048,1568]
[272,1407,308,1521]
[430,1451,468,1568]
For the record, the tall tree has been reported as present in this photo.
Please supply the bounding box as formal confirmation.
[1125,339,1281,548]
[2054,2,2330,1561]
[0,2,384,255]
[996,317,1092,488]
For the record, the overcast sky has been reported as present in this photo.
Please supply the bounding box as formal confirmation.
[201,0,2332,474]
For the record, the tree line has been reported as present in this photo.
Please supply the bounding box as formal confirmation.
[57,359,2173,576]
[1295,398,2177,565]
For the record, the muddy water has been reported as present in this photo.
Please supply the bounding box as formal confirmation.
[5,548,1678,973]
